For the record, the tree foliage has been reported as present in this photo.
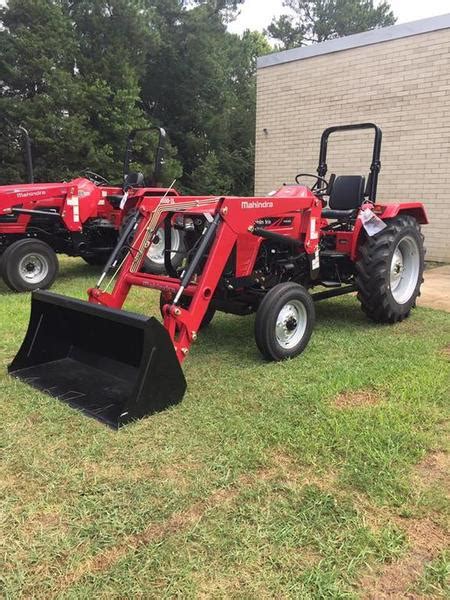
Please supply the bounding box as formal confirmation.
[0,0,156,183]
[1,0,394,192]
[0,0,267,191]
[267,0,396,49]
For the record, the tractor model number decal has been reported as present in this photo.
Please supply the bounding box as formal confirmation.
[255,217,293,227]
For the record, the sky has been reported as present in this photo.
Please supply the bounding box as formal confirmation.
[227,0,450,35]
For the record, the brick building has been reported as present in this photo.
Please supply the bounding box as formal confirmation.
[255,15,450,261]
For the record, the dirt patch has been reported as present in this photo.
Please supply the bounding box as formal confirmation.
[440,344,450,360]
[20,510,66,541]
[49,452,334,593]
[81,458,202,489]
[268,448,338,491]
[156,460,204,490]
[414,451,450,491]
[358,450,449,598]
[195,545,321,598]
[52,473,255,592]
[360,517,449,599]
[333,389,382,410]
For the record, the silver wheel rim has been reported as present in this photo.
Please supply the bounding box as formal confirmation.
[389,235,420,304]
[275,299,308,349]
[18,253,49,284]
[148,227,182,265]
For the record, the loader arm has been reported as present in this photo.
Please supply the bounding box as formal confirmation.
[88,190,321,363]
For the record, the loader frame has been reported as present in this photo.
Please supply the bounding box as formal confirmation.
[88,191,322,363]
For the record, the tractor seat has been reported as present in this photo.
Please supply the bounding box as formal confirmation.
[107,194,124,209]
[321,175,365,220]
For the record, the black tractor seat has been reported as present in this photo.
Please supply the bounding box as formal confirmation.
[107,194,124,209]
[107,171,145,208]
[321,175,365,220]
[321,207,358,220]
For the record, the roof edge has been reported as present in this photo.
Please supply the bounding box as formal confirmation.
[257,13,450,69]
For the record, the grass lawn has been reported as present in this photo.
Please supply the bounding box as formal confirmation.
[1,257,449,599]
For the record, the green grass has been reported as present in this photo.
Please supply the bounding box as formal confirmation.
[415,550,450,597]
[1,257,449,599]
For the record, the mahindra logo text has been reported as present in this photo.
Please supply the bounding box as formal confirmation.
[241,200,274,209]
[16,190,46,198]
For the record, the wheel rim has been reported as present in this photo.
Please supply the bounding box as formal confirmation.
[389,235,420,304]
[275,299,308,349]
[147,228,182,265]
[18,253,49,284]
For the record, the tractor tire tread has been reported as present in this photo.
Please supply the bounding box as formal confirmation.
[355,215,425,323]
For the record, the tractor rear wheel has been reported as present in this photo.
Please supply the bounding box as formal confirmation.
[120,210,186,274]
[255,282,315,361]
[355,215,425,323]
[1,239,59,292]
[145,226,186,274]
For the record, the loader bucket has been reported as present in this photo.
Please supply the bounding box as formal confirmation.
[9,291,186,428]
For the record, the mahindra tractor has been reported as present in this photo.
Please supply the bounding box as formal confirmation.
[0,126,177,291]
[9,123,427,428]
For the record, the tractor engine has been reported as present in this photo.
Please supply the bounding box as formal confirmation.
[251,241,310,289]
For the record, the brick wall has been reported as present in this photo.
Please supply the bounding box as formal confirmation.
[255,28,450,261]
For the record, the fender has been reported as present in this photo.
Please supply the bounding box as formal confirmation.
[350,202,428,261]
[378,202,428,225]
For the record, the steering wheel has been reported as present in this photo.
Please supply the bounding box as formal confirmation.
[295,173,329,191]
[83,170,110,186]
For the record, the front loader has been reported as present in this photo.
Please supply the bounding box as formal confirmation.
[9,123,428,427]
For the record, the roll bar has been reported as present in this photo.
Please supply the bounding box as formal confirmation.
[18,126,34,184]
[123,126,166,186]
[2,119,34,183]
[317,123,382,202]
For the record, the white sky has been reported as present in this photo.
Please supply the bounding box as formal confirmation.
[228,0,450,35]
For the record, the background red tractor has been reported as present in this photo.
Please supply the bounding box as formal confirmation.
[10,123,427,427]
[0,126,172,291]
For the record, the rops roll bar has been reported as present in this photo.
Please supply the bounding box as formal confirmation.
[123,126,167,186]
[317,123,382,202]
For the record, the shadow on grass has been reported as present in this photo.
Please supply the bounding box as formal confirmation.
[314,296,373,328]
[0,280,12,296]
[54,259,100,283]
[193,295,380,368]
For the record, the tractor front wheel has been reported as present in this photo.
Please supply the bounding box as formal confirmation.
[1,239,59,292]
[355,215,425,323]
[255,282,315,361]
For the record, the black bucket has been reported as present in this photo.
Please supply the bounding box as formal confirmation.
[9,291,186,428]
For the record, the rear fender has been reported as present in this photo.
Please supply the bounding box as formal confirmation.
[378,203,428,225]
[350,202,428,261]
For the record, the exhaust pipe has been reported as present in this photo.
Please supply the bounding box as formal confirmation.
[9,291,186,428]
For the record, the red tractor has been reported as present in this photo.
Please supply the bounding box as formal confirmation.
[0,127,172,291]
[10,123,427,428]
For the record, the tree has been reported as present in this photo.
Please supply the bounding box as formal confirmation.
[142,2,270,194]
[0,0,267,193]
[0,0,87,183]
[267,0,396,50]
[0,0,181,185]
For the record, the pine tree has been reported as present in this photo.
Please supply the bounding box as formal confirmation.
[267,0,396,50]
